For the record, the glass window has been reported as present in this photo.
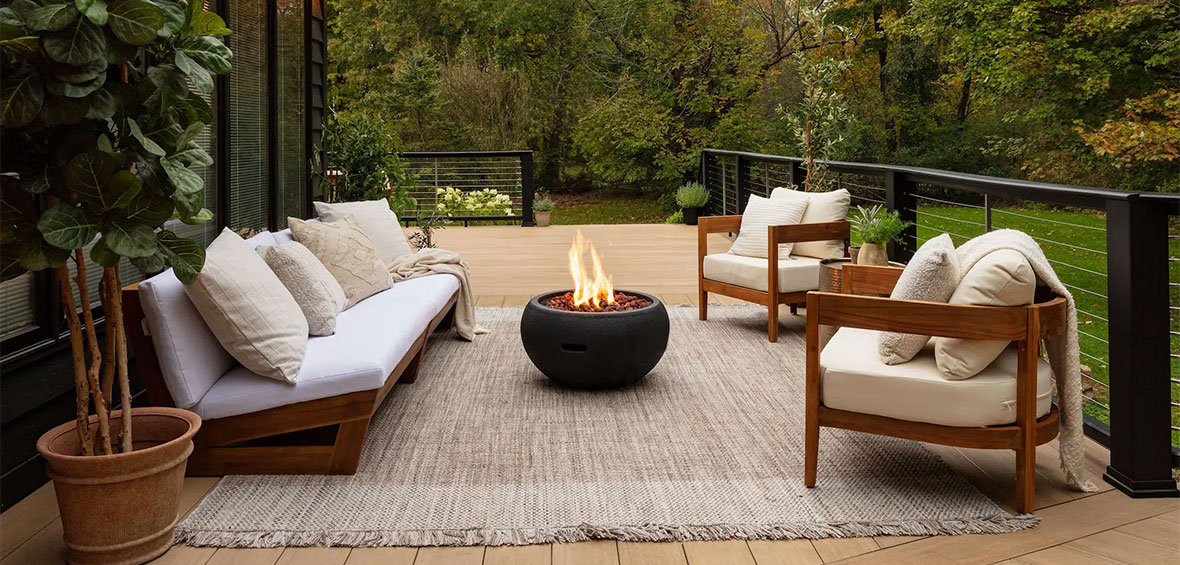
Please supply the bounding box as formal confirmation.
[276,0,307,228]
[228,0,269,231]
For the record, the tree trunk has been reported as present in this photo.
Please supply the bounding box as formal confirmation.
[957,74,972,123]
[874,7,896,157]
[74,251,112,455]
[106,267,133,453]
[57,264,93,456]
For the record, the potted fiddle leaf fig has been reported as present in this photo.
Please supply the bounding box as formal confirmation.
[1,1,231,563]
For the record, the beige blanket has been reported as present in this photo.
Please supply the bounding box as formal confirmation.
[955,230,1096,492]
[388,248,487,341]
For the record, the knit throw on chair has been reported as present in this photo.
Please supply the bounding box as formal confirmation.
[955,229,1097,493]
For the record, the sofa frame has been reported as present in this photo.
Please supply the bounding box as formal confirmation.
[122,283,458,476]
[697,215,850,342]
[804,264,1065,513]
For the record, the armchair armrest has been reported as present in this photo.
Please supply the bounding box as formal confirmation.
[841,264,903,295]
[804,291,1029,341]
[769,220,851,245]
[697,214,742,234]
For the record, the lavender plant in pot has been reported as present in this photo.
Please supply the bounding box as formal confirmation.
[848,205,911,266]
[675,181,707,225]
[1,1,232,562]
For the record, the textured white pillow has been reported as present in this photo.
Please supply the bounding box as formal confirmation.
[934,249,1036,380]
[183,228,308,383]
[313,199,412,266]
[257,242,348,336]
[878,233,960,365]
[728,195,809,258]
[770,187,850,259]
[289,216,394,308]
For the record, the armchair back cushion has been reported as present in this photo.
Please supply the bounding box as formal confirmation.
[771,187,850,259]
[878,234,960,365]
[728,195,808,258]
[934,249,1036,379]
[313,200,412,266]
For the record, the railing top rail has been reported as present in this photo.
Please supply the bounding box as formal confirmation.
[702,148,1179,212]
[400,150,533,159]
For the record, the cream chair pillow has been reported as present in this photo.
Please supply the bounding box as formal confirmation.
[183,228,308,383]
[878,233,960,365]
[257,242,348,336]
[728,195,809,258]
[313,200,412,266]
[770,187,850,259]
[289,216,393,308]
[934,249,1036,380]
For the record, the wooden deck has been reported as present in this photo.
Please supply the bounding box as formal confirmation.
[2,224,1176,565]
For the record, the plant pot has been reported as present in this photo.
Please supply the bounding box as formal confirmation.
[849,245,861,264]
[37,407,201,565]
[683,207,701,225]
[535,211,551,227]
[857,242,889,266]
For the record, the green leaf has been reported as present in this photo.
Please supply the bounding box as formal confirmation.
[123,188,174,225]
[65,151,118,204]
[174,50,212,94]
[0,71,43,127]
[187,11,229,37]
[51,57,107,83]
[46,71,106,98]
[76,0,108,26]
[185,0,201,27]
[84,87,117,119]
[21,165,52,194]
[107,0,162,45]
[172,143,212,167]
[1,36,40,56]
[178,207,212,224]
[178,36,231,74]
[159,155,202,194]
[19,237,72,271]
[25,3,77,32]
[174,94,212,124]
[171,182,202,216]
[126,118,166,156]
[37,202,99,250]
[89,236,120,267]
[1,249,27,282]
[174,121,203,150]
[129,250,165,273]
[153,0,185,37]
[148,65,189,100]
[104,220,156,257]
[39,93,88,124]
[42,18,106,65]
[104,169,142,209]
[156,229,204,283]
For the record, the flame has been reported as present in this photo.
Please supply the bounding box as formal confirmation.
[568,230,615,309]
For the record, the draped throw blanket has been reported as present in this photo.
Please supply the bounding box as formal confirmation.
[955,230,1097,492]
[388,248,487,340]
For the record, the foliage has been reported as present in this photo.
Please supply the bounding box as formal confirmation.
[1076,89,1180,167]
[848,204,911,244]
[675,182,708,208]
[407,209,449,250]
[665,209,684,224]
[549,195,667,225]
[434,186,513,217]
[533,195,554,212]
[312,112,415,213]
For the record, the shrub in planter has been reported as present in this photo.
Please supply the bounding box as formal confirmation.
[675,181,708,225]
[533,194,554,227]
[848,205,911,265]
[1,1,231,562]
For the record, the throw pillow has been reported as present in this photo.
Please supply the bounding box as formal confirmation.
[878,233,960,365]
[289,216,394,308]
[728,194,809,259]
[313,200,412,266]
[934,248,1036,379]
[257,242,348,336]
[182,228,308,383]
[770,186,851,260]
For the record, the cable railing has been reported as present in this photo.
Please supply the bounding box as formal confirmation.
[701,149,1180,498]
[394,151,535,226]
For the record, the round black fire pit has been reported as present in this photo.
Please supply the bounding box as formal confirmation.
[521,290,669,389]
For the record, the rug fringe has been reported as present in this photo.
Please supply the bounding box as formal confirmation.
[173,515,1038,548]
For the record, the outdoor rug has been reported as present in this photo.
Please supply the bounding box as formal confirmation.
[176,305,1035,547]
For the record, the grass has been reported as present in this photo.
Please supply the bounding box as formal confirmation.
[547,194,668,225]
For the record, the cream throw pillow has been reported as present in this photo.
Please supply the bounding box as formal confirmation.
[728,195,808,258]
[878,233,960,365]
[313,200,412,266]
[289,216,393,308]
[183,228,307,383]
[934,249,1036,380]
[257,242,348,336]
[770,187,850,259]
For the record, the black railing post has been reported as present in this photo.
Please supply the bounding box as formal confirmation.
[520,151,535,227]
[884,170,917,261]
[736,154,751,213]
[700,151,713,216]
[788,160,806,190]
[1103,195,1179,498]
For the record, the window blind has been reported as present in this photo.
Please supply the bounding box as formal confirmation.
[276,0,307,229]
[228,0,269,231]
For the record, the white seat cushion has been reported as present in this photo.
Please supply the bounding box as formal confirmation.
[703,253,821,293]
[822,327,1052,427]
[190,274,460,420]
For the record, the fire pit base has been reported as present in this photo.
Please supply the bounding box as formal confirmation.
[521,290,669,389]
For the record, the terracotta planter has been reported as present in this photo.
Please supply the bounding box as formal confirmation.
[857,242,889,265]
[37,407,201,565]
[535,211,551,227]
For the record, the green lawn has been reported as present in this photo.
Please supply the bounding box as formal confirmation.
[548,195,667,225]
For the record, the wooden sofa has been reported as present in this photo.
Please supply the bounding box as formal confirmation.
[122,230,459,476]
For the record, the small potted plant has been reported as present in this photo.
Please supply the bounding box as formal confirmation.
[533,195,555,227]
[848,205,912,265]
[676,182,709,225]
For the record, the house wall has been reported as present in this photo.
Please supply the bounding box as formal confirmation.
[0,1,328,511]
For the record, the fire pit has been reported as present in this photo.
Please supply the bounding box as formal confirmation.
[521,231,669,389]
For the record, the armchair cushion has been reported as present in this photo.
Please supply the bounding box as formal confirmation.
[935,249,1037,380]
[702,253,821,293]
[771,187,850,259]
[823,327,1052,427]
[728,195,808,258]
[878,234,960,365]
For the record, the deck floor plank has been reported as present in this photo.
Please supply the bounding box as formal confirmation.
[0,483,58,559]
[617,542,687,565]
[681,540,755,565]
[344,547,417,565]
[484,544,551,565]
[204,548,284,565]
[808,538,878,563]
[1065,530,1177,564]
[746,539,821,565]
[275,547,350,565]
[415,546,485,565]
[552,541,619,565]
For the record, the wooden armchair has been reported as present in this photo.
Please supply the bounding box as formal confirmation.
[804,264,1066,513]
[697,215,850,342]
